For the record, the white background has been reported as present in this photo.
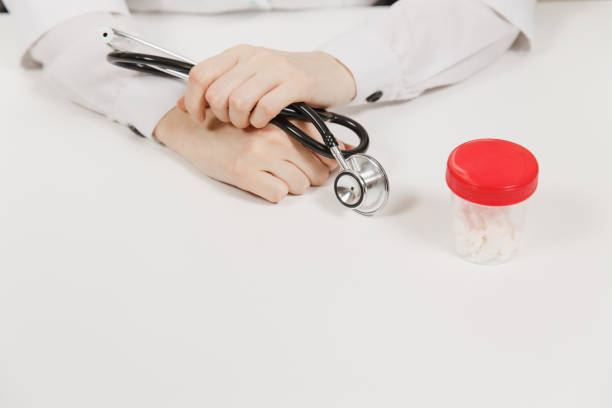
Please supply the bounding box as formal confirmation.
[1,1,611,407]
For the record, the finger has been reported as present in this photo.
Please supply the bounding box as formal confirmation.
[232,170,289,204]
[206,65,255,123]
[228,73,282,129]
[177,96,187,113]
[250,82,306,128]
[281,140,330,187]
[185,53,238,124]
[263,160,311,195]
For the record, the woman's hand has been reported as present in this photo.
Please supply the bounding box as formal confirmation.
[177,45,356,129]
[154,107,344,203]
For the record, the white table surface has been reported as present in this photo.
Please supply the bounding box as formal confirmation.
[1,2,611,407]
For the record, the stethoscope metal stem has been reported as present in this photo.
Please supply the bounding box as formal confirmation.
[330,146,350,171]
[100,27,197,65]
[154,67,189,80]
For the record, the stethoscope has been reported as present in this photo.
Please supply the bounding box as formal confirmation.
[100,27,389,215]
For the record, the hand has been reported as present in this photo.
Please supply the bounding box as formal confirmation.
[177,45,356,129]
[154,107,344,203]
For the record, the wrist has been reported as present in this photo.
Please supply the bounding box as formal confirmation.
[318,51,357,103]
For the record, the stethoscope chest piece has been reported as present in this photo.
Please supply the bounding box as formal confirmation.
[334,154,389,215]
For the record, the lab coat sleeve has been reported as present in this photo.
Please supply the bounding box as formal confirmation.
[319,0,535,105]
[4,1,185,139]
[4,0,129,64]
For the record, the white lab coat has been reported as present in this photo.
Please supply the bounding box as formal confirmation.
[5,0,535,138]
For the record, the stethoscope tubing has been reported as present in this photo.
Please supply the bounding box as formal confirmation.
[106,51,369,160]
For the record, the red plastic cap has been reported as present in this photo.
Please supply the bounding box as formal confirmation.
[446,139,539,206]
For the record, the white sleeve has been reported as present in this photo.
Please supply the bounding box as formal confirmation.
[4,1,185,138]
[4,0,129,62]
[319,0,535,105]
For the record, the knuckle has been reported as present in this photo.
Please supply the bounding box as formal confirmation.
[259,100,277,117]
[250,116,266,129]
[251,104,277,128]
[205,89,224,108]
[189,66,210,88]
[227,156,248,176]
[236,120,250,129]
[252,48,272,60]
[229,93,250,113]
[243,137,263,156]
[228,44,251,54]
[275,55,292,70]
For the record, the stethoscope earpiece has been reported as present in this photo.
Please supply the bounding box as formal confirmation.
[98,27,115,44]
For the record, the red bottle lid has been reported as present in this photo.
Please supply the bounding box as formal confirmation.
[446,139,539,206]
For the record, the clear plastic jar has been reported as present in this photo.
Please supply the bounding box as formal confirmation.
[446,139,539,265]
[451,194,528,264]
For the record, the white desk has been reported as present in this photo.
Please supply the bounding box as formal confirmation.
[1,2,611,407]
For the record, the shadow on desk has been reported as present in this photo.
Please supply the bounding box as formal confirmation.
[386,188,452,252]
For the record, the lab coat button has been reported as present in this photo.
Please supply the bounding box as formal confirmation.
[366,91,383,103]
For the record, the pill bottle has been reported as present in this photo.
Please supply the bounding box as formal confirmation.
[445,139,539,265]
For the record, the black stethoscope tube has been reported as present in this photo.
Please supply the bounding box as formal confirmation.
[106,51,369,160]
